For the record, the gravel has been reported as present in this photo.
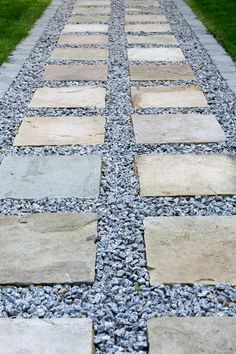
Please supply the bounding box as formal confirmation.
[0,0,235,352]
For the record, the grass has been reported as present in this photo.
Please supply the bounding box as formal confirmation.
[184,0,236,62]
[0,0,51,65]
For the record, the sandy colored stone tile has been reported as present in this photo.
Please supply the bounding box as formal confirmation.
[62,24,108,33]
[76,1,110,4]
[126,23,171,32]
[13,116,106,146]
[148,317,236,354]
[127,34,177,45]
[125,1,160,6]
[126,7,163,13]
[129,64,194,80]
[58,34,108,45]
[125,14,167,22]
[0,318,94,354]
[135,154,236,196]
[43,64,107,81]
[29,87,106,108]
[68,15,109,23]
[132,114,226,144]
[72,6,110,14]
[0,213,98,284]
[51,48,108,60]
[128,48,185,61]
[0,155,101,199]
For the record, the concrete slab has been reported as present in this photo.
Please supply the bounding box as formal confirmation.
[43,64,107,81]
[129,64,195,80]
[62,24,108,33]
[127,34,177,45]
[125,14,167,22]
[126,23,171,32]
[126,7,163,13]
[72,7,110,14]
[68,15,109,23]
[51,48,108,60]
[128,47,185,61]
[58,34,108,45]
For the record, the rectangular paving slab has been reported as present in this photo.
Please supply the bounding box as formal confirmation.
[13,116,106,146]
[148,317,236,354]
[128,48,185,61]
[127,34,177,45]
[144,216,236,285]
[43,64,107,81]
[51,48,108,60]
[72,7,110,14]
[126,7,163,13]
[135,154,236,196]
[29,87,106,108]
[125,14,167,22]
[131,86,208,108]
[132,114,226,144]
[129,64,195,80]
[0,318,94,354]
[62,24,108,33]
[0,155,101,199]
[126,23,171,32]
[76,1,110,4]
[68,15,109,23]
[58,34,108,45]
[0,213,97,284]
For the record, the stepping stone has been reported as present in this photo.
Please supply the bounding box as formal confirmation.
[43,64,107,81]
[0,318,94,354]
[0,213,98,284]
[62,24,108,33]
[125,14,167,22]
[127,34,177,45]
[132,114,226,144]
[13,116,106,146]
[126,7,163,13]
[51,48,108,60]
[29,87,106,108]
[0,155,101,199]
[148,317,236,353]
[77,1,110,4]
[125,1,160,6]
[129,64,195,80]
[72,7,110,14]
[126,23,171,32]
[135,154,236,196]
[131,86,208,108]
[128,48,185,61]
[58,34,108,45]
[68,15,109,23]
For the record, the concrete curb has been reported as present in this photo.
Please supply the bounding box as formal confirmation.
[173,0,236,96]
[0,0,61,100]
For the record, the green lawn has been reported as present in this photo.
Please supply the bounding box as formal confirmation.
[185,0,236,61]
[0,0,51,64]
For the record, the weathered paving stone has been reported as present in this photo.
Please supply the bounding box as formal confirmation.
[0,318,94,354]
[148,317,236,354]
[0,155,101,199]
[77,1,110,4]
[127,34,177,45]
[125,23,171,32]
[129,64,195,81]
[128,48,185,61]
[72,7,110,14]
[131,86,208,108]
[144,216,236,285]
[125,14,167,22]
[51,48,108,61]
[125,1,160,7]
[58,34,108,45]
[68,15,109,23]
[135,154,236,196]
[132,114,226,144]
[126,7,163,13]
[43,64,107,81]
[29,87,106,108]
[0,213,98,284]
[62,24,108,33]
[13,116,106,146]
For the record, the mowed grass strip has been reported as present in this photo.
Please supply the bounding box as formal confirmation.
[0,0,51,64]
[185,0,236,61]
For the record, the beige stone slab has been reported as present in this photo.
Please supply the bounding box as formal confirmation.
[128,48,185,61]
[136,154,236,196]
[132,114,226,144]
[51,48,108,60]
[127,34,177,45]
[68,15,109,23]
[76,1,110,5]
[148,317,236,354]
[130,64,194,80]
[125,14,167,22]
[131,86,208,108]
[126,23,171,32]
[43,64,107,81]
[58,34,108,45]
[126,7,163,13]
[125,1,160,6]
[63,24,108,33]
[0,318,94,354]
[0,213,97,284]
[29,87,106,108]
[72,6,110,14]
[13,116,106,146]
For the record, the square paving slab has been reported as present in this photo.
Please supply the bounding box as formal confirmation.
[72,7,110,14]
[29,87,106,108]
[68,15,109,23]
[51,48,108,60]
[132,114,225,144]
[125,14,167,22]
[135,154,236,196]
[0,318,94,354]
[131,86,208,108]
[148,317,236,354]
[43,64,107,81]
[127,34,177,45]
[0,155,101,199]
[58,34,108,45]
[144,216,236,285]
[0,213,97,284]
[128,48,185,61]
[13,116,106,146]
[126,23,171,32]
[62,24,108,33]
[129,64,195,80]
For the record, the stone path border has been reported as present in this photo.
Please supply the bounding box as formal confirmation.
[173,0,236,95]
[0,0,61,101]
